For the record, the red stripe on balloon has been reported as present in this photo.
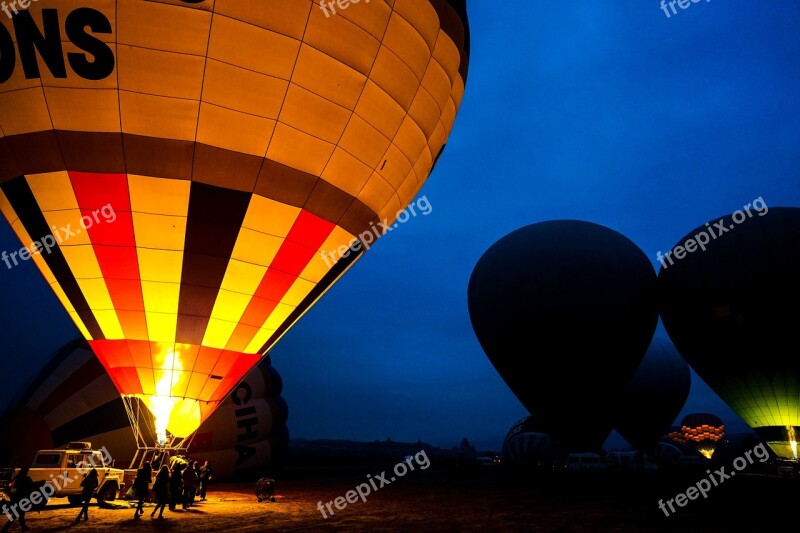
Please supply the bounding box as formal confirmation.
[69,172,148,341]
[224,210,334,352]
[271,210,334,276]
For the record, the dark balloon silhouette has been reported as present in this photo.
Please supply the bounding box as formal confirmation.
[614,337,691,453]
[468,220,659,450]
[681,413,724,459]
[659,206,800,459]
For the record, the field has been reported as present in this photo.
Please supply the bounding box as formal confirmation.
[5,467,797,532]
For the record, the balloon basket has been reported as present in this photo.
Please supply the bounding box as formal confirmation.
[122,396,196,470]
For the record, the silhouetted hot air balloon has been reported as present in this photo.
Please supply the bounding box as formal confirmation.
[468,220,659,451]
[0,338,288,480]
[614,337,691,453]
[681,413,724,459]
[0,1,469,449]
[659,206,800,459]
[502,416,562,466]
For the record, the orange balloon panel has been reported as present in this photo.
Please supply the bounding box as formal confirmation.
[0,1,470,437]
[681,424,724,442]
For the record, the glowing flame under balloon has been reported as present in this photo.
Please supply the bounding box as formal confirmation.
[140,348,201,442]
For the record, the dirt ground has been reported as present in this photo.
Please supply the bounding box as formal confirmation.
[4,468,797,532]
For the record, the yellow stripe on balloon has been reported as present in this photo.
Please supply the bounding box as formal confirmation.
[202,317,239,350]
[263,303,294,331]
[128,175,190,217]
[242,195,300,237]
[138,249,183,283]
[25,172,79,211]
[244,328,278,355]
[281,277,315,307]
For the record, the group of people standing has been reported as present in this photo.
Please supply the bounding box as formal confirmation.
[1,458,214,529]
[132,459,213,520]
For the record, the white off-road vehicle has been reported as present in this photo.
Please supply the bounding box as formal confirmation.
[1,442,123,506]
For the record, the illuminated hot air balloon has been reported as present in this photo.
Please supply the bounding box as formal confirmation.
[614,337,691,453]
[0,1,469,451]
[659,207,800,459]
[468,221,659,451]
[681,413,724,459]
[0,338,289,480]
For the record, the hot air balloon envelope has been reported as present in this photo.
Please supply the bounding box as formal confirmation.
[468,220,659,451]
[659,207,800,459]
[0,0,470,445]
[614,337,691,453]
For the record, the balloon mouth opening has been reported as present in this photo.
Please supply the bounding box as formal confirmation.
[140,396,202,442]
[137,346,202,442]
[752,426,800,460]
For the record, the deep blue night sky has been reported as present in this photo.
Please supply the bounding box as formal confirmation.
[2,1,799,451]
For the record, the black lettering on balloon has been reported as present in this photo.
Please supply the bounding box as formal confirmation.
[0,23,14,84]
[237,417,259,442]
[235,406,256,418]
[66,8,114,81]
[231,382,252,406]
[13,9,66,79]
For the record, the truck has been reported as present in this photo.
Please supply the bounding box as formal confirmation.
[1,442,124,506]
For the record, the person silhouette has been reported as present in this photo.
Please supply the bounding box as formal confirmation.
[74,468,99,523]
[150,465,170,519]
[132,462,152,519]
[1,467,33,532]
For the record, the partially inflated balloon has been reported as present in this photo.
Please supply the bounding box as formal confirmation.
[659,207,800,459]
[0,339,288,479]
[0,339,140,466]
[0,1,469,441]
[614,337,690,453]
[468,221,659,450]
